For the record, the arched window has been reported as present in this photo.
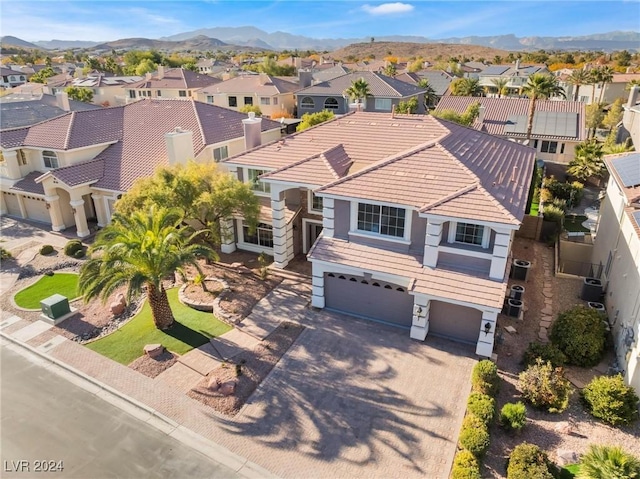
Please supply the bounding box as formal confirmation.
[324,98,339,110]
[300,97,315,109]
[42,150,58,169]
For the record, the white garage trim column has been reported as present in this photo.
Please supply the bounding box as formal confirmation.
[489,228,512,280]
[475,310,498,357]
[322,197,334,238]
[16,194,27,218]
[410,297,430,340]
[311,261,325,308]
[423,218,443,267]
[69,196,90,238]
[220,218,236,254]
[270,186,288,269]
[45,195,65,231]
[91,193,109,227]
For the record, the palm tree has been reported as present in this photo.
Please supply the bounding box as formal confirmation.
[566,69,590,101]
[79,207,215,330]
[566,140,606,181]
[491,78,509,98]
[451,77,483,97]
[577,445,640,479]
[597,66,614,104]
[417,78,438,109]
[522,73,566,141]
[343,77,371,106]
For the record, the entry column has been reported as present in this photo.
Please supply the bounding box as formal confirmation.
[410,298,430,340]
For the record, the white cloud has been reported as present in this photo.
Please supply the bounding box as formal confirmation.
[361,2,414,16]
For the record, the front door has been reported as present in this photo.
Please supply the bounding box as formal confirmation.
[304,220,323,253]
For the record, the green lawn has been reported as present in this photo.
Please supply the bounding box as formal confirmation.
[86,288,232,365]
[14,273,79,309]
[558,463,580,478]
[529,200,540,217]
[564,214,590,233]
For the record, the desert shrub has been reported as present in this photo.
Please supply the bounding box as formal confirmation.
[64,239,83,256]
[467,392,495,425]
[0,247,11,260]
[73,249,85,259]
[522,342,567,368]
[518,359,572,413]
[500,402,527,432]
[543,204,565,223]
[571,181,585,205]
[551,197,568,211]
[550,305,607,367]
[471,359,499,395]
[581,375,639,426]
[507,443,555,479]
[451,450,482,479]
[577,444,640,479]
[458,414,490,457]
[39,244,54,255]
[540,187,554,203]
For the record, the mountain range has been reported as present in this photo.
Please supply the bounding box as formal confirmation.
[2,28,639,52]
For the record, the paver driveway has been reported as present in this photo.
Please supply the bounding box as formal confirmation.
[225,311,477,479]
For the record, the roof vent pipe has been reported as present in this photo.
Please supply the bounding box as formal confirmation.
[391,103,396,119]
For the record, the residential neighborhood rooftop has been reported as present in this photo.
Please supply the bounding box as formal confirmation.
[296,71,427,98]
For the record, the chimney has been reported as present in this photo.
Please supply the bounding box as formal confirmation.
[298,69,313,89]
[164,127,194,165]
[157,65,165,79]
[242,112,263,151]
[391,104,396,119]
[259,72,269,85]
[145,72,152,81]
[55,91,70,112]
[515,59,521,70]
[628,85,640,108]
[294,57,302,69]
[478,104,486,125]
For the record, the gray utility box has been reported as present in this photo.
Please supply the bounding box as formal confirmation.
[41,294,71,319]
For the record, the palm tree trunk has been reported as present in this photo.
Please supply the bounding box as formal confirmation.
[147,283,175,330]
[525,96,537,142]
[573,85,580,102]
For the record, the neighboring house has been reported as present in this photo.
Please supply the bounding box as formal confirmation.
[196,73,298,117]
[311,65,351,83]
[44,72,142,106]
[478,61,550,97]
[195,58,234,76]
[395,70,454,107]
[621,86,640,147]
[0,92,101,129]
[126,66,220,101]
[435,96,586,164]
[221,111,535,358]
[0,99,282,237]
[0,67,27,88]
[565,73,640,105]
[590,151,640,394]
[296,71,428,116]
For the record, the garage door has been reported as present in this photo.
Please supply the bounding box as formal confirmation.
[324,273,413,328]
[23,196,50,224]
[3,192,21,217]
[428,301,482,344]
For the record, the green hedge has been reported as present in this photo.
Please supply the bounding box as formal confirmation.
[550,306,607,367]
[458,414,490,457]
[582,375,639,426]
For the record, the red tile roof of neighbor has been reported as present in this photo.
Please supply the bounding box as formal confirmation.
[435,96,586,142]
[127,68,220,90]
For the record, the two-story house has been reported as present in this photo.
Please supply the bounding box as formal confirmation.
[44,72,142,106]
[478,61,550,97]
[395,70,454,108]
[435,96,586,164]
[0,67,27,89]
[126,66,220,102]
[196,73,298,118]
[590,151,640,394]
[222,111,535,357]
[295,71,429,116]
[622,86,640,147]
[0,97,281,237]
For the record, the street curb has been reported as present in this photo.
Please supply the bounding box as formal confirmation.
[0,331,280,479]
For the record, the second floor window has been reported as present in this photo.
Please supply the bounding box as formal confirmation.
[128,90,136,99]
[206,95,214,104]
[213,146,228,162]
[311,193,323,213]
[244,96,253,106]
[300,97,314,109]
[455,223,484,246]
[179,90,187,97]
[540,141,558,154]
[357,203,405,238]
[17,150,27,166]
[324,98,339,110]
[260,97,270,105]
[375,98,392,111]
[42,150,59,169]
[248,168,270,193]
[229,96,237,107]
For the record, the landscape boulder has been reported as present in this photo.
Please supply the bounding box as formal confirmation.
[143,344,164,358]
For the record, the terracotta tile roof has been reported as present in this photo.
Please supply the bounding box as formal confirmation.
[309,236,507,309]
[261,144,352,186]
[10,171,45,195]
[46,159,105,187]
[296,71,427,98]
[0,127,29,148]
[435,96,586,141]
[128,68,220,90]
[198,74,298,96]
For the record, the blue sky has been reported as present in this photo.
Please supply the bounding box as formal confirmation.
[2,1,639,42]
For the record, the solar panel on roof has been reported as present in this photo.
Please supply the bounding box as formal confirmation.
[482,66,510,75]
[611,154,640,188]
[503,112,578,137]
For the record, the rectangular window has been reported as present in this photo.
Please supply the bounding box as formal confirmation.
[247,169,270,193]
[244,96,253,106]
[310,192,323,212]
[357,203,406,238]
[273,97,278,105]
[541,141,558,153]
[375,98,392,111]
[260,97,271,105]
[228,96,237,107]
[42,151,59,169]
[206,95,214,104]
[157,90,162,97]
[560,143,565,154]
[17,150,27,166]
[129,90,136,99]
[242,222,273,248]
[455,223,484,246]
[213,146,228,162]
[179,90,187,97]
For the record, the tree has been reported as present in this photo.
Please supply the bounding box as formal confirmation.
[431,102,480,126]
[602,98,624,133]
[451,77,483,97]
[297,110,335,131]
[343,77,371,104]
[522,73,566,141]
[135,59,157,76]
[417,78,438,109]
[586,103,605,139]
[567,140,606,181]
[239,104,262,116]
[396,97,418,114]
[79,207,215,330]
[595,66,614,104]
[29,67,56,83]
[383,63,397,77]
[491,78,509,98]
[407,58,423,73]
[65,86,94,103]
[566,69,591,101]
[614,50,632,68]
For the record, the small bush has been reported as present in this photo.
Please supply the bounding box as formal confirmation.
[0,247,12,260]
[64,240,83,256]
[577,444,640,479]
[540,187,554,203]
[500,402,527,432]
[39,244,54,255]
[507,443,555,479]
[551,197,568,211]
[471,359,499,395]
[451,450,482,479]
[467,392,495,425]
[73,249,85,259]
[458,414,490,457]
[582,375,639,426]
[522,342,567,368]
[543,204,565,223]
[550,305,607,367]
[518,359,572,413]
